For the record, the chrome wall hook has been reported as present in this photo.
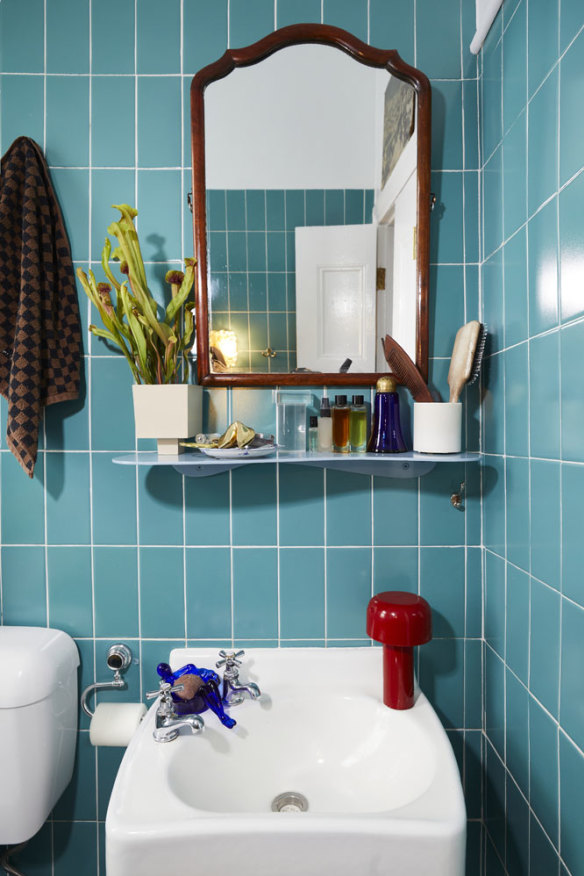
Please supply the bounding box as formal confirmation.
[450,482,465,511]
[80,643,133,718]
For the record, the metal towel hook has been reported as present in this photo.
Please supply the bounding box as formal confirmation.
[450,482,465,511]
[80,643,133,718]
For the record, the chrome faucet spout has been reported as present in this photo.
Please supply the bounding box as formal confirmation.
[153,714,204,743]
[216,650,262,706]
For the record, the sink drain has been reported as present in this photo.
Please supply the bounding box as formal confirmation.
[271,791,309,813]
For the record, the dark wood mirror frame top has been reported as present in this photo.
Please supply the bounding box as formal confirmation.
[190,23,431,387]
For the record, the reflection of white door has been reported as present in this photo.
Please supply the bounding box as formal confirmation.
[295,224,377,372]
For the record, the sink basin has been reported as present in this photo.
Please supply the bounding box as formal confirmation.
[106,647,466,876]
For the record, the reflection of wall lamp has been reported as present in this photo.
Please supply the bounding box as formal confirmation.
[210,329,238,369]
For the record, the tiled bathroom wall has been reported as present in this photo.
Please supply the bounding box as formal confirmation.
[480,1,584,874]
[0,1,483,874]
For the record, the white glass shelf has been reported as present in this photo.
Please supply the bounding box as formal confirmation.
[112,450,481,479]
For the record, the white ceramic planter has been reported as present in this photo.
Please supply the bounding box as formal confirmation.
[413,402,462,453]
[132,384,203,454]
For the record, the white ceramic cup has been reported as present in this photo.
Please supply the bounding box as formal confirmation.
[413,402,462,453]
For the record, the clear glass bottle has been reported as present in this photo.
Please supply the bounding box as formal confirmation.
[317,397,333,452]
[367,377,407,453]
[308,416,319,451]
[332,395,350,453]
[349,394,367,453]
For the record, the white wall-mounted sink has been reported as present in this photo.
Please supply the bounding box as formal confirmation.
[106,648,466,876]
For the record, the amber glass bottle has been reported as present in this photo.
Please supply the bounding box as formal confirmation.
[332,395,350,453]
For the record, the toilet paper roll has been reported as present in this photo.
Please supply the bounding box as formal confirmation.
[89,702,147,747]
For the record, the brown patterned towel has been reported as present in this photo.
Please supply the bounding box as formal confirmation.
[0,137,82,477]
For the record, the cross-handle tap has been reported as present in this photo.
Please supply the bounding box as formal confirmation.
[145,681,204,742]
[216,649,261,706]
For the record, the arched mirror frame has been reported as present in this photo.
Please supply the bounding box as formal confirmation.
[190,23,431,387]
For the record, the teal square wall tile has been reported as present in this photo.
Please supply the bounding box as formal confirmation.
[208,190,227,230]
[528,68,559,214]
[91,453,137,545]
[92,0,134,73]
[90,357,135,451]
[420,464,466,546]
[529,815,559,876]
[416,0,461,79]
[463,81,480,171]
[373,478,417,546]
[323,0,367,42]
[506,776,529,876]
[528,198,559,335]
[48,547,93,637]
[46,0,88,73]
[249,313,269,350]
[137,0,180,73]
[267,273,287,311]
[530,460,561,591]
[482,26,503,162]
[561,320,584,461]
[374,547,418,597]
[326,469,371,546]
[140,547,185,638]
[277,0,321,27]
[0,75,44,152]
[1,547,46,626]
[306,190,325,226]
[530,576,561,716]
[1,450,45,544]
[506,457,530,573]
[530,331,560,459]
[46,452,91,545]
[232,548,278,638]
[227,232,246,271]
[429,265,465,359]
[209,232,228,271]
[561,0,584,50]
[279,465,324,546]
[504,227,528,348]
[232,464,277,545]
[466,548,482,638]
[560,732,584,876]
[54,731,96,821]
[559,170,584,322]
[266,190,285,230]
[138,466,183,546]
[228,272,247,311]
[504,342,528,456]
[562,463,584,605]
[246,231,267,271]
[183,0,228,75]
[53,822,97,876]
[529,697,559,845]
[485,741,506,861]
[280,548,325,639]
[246,191,266,231]
[287,190,306,228]
[527,0,559,98]
[465,823,483,876]
[485,646,505,757]
[485,551,505,658]
[324,190,344,226]
[483,456,506,558]
[93,547,139,637]
[430,172,464,263]
[185,472,230,545]
[345,190,366,224]
[419,638,464,729]
[370,0,414,65]
[326,548,371,638]
[503,0,526,134]
[46,77,89,167]
[50,170,90,265]
[97,748,124,820]
[230,0,274,46]
[266,232,286,272]
[420,548,465,637]
[137,170,182,260]
[91,170,135,261]
[45,395,89,451]
[431,82,463,172]
[560,29,584,185]
[140,639,181,696]
[92,77,135,167]
[483,146,504,259]
[268,312,288,350]
[249,273,267,310]
[464,177,480,264]
[226,190,246,230]
[560,598,584,751]
[506,668,529,794]
[464,642,482,729]
[503,111,527,239]
[186,547,231,639]
[1,0,44,72]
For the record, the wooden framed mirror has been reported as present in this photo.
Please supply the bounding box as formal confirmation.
[190,24,431,387]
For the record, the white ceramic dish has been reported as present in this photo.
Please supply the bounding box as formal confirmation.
[199,444,276,459]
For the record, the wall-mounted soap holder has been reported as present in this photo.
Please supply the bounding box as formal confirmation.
[81,643,133,718]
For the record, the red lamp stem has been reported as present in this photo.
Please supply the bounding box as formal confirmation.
[383,644,414,709]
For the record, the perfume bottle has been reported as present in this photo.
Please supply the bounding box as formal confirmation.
[318,397,333,451]
[349,395,367,452]
[367,377,407,453]
[332,395,350,453]
[308,416,319,451]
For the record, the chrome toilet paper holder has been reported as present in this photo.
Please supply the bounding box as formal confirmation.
[81,643,133,717]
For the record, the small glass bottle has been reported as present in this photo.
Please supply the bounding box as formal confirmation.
[308,416,319,452]
[349,395,368,453]
[332,395,350,453]
[318,397,333,452]
[367,377,407,453]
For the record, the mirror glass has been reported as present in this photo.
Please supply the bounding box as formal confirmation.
[192,32,430,385]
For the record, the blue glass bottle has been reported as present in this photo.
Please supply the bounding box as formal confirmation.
[367,376,407,453]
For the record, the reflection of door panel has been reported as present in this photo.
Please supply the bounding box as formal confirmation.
[295,225,377,371]
[391,171,417,362]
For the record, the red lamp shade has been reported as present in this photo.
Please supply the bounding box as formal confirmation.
[366,591,432,710]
